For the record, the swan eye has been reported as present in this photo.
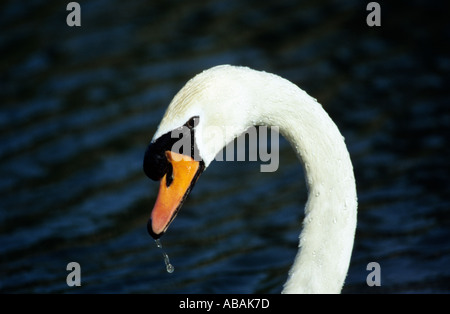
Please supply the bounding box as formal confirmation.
[186,116,199,129]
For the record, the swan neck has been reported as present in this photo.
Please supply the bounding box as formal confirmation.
[249,73,357,294]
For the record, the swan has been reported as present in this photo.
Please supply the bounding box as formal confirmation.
[143,65,357,293]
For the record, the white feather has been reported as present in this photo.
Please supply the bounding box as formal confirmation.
[153,65,357,293]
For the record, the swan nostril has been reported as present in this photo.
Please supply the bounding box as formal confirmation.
[165,163,174,187]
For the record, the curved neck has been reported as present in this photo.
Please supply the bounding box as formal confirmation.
[247,71,358,293]
[157,66,358,293]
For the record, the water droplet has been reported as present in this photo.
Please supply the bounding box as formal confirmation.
[315,191,320,197]
[154,239,175,274]
[163,252,174,273]
[333,217,337,224]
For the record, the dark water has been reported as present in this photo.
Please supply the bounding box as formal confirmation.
[1,0,449,293]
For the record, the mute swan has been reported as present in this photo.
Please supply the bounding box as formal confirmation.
[143,65,357,293]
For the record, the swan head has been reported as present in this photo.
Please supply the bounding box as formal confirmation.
[143,65,357,293]
[143,65,256,238]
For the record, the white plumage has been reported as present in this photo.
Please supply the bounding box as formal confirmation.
[152,65,357,293]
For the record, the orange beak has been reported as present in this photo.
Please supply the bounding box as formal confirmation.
[148,151,202,239]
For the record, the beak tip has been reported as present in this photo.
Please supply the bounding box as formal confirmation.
[147,219,163,239]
